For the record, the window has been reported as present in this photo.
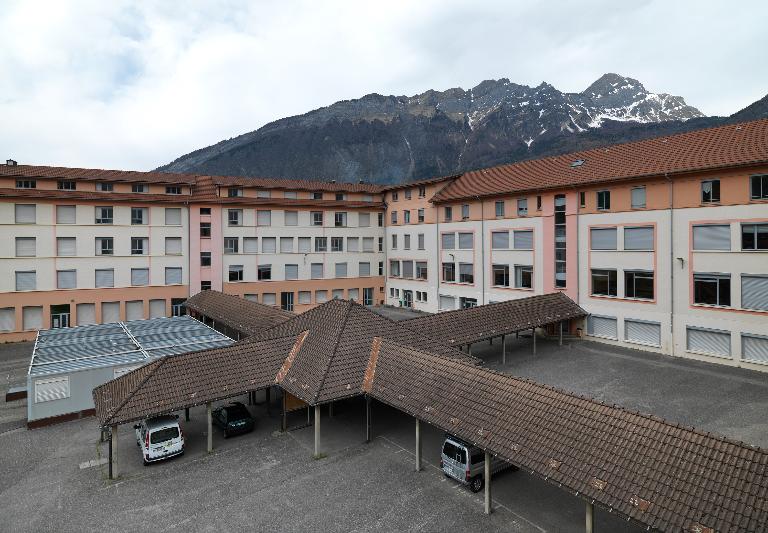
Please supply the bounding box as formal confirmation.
[15,237,36,257]
[537,195,542,210]
[579,192,585,208]
[693,273,731,306]
[741,275,768,311]
[57,180,75,190]
[459,263,473,284]
[224,237,239,254]
[16,179,36,189]
[166,185,182,195]
[701,179,720,203]
[492,264,509,286]
[230,265,245,282]
[441,233,455,249]
[514,265,533,289]
[461,204,470,220]
[404,210,411,224]
[631,186,646,209]
[201,281,212,291]
[377,212,384,227]
[359,212,370,227]
[513,230,534,250]
[625,319,661,347]
[256,210,271,226]
[315,290,328,303]
[517,198,528,216]
[165,237,182,255]
[165,267,182,285]
[418,185,426,198]
[95,269,114,288]
[692,224,730,250]
[596,190,610,210]
[444,206,453,221]
[442,263,455,282]
[284,191,298,199]
[200,222,211,237]
[298,237,311,253]
[624,227,654,250]
[285,264,299,280]
[200,252,211,266]
[200,207,211,215]
[331,237,344,252]
[131,268,149,286]
[591,269,617,296]
[347,237,359,252]
[132,183,148,193]
[131,237,148,255]
[311,211,324,226]
[416,262,428,280]
[751,174,768,200]
[131,207,147,225]
[378,237,384,252]
[402,260,414,278]
[391,211,398,224]
[95,237,113,255]
[228,209,243,226]
[491,231,509,249]
[458,232,473,249]
[417,234,425,250]
[378,261,384,275]
[590,227,617,250]
[228,187,243,198]
[363,237,374,252]
[625,271,654,299]
[332,289,344,300]
[261,237,276,253]
[57,237,76,256]
[587,315,618,339]
[165,208,181,225]
[741,223,768,250]
[391,234,397,249]
[687,327,731,357]
[315,237,327,252]
[15,271,36,291]
[417,208,425,223]
[257,190,271,199]
[56,205,76,224]
[298,291,311,305]
[311,263,324,279]
[256,265,272,281]
[34,376,70,403]
[261,293,276,306]
[554,194,566,288]
[359,262,371,276]
[363,287,374,305]
[391,191,399,201]
[335,262,348,278]
[460,297,477,309]
[334,212,347,227]
[389,260,401,277]
[96,182,113,192]
[15,204,35,224]
[742,333,768,364]
[311,191,323,200]
[404,234,411,250]
[495,201,505,217]
[280,237,293,253]
[95,206,113,224]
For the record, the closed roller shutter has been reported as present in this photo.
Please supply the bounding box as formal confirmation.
[95,269,114,288]
[165,237,182,255]
[76,303,96,325]
[692,224,730,250]
[590,228,617,250]
[22,306,42,330]
[284,211,298,226]
[56,205,76,224]
[513,230,534,250]
[441,234,455,249]
[348,288,359,301]
[131,268,149,286]
[359,262,370,276]
[101,302,120,323]
[262,293,276,305]
[298,291,311,304]
[262,237,276,253]
[149,299,166,318]
[57,237,76,256]
[587,315,618,339]
[625,319,661,347]
[257,210,271,226]
[165,208,182,225]
[358,213,370,227]
[244,237,259,253]
[15,237,36,257]
[742,334,768,364]
[362,237,374,252]
[0,308,15,332]
[311,263,324,278]
[125,300,144,321]
[165,267,182,285]
[34,377,70,403]
[16,272,36,291]
[285,264,298,279]
[280,237,293,253]
[244,294,258,302]
[57,270,76,289]
[741,275,768,311]
[491,231,509,249]
[624,227,654,250]
[439,295,455,310]
[458,233,473,249]
[15,204,35,223]
[687,327,731,356]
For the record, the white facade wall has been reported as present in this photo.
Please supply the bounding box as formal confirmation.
[385,222,438,312]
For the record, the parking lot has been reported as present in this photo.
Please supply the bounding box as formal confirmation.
[1,332,767,532]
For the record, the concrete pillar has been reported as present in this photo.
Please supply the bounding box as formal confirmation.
[484,451,492,514]
[502,335,507,365]
[586,502,594,533]
[314,405,321,457]
[110,425,118,480]
[559,321,563,346]
[532,328,537,355]
[365,396,372,443]
[206,402,213,453]
[415,418,422,472]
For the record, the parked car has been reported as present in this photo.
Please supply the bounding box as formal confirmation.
[134,415,184,465]
[440,434,514,492]
[212,402,255,438]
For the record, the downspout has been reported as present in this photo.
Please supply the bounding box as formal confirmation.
[666,173,675,357]
[435,202,441,310]
[478,196,485,305]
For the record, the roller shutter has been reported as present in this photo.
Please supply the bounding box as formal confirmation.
[741,275,768,311]
[15,204,36,223]
[458,233,473,249]
[15,237,36,257]
[56,205,76,224]
[57,270,76,289]
[439,295,456,310]
[362,237,374,252]
[76,303,96,325]
[348,288,359,301]
[149,299,166,318]
[692,225,730,251]
[284,211,298,226]
[441,233,455,249]
[624,227,654,250]
[587,315,618,339]
[311,263,324,279]
[262,293,276,306]
[34,377,70,403]
[590,228,617,250]
[280,237,293,253]
[625,319,661,347]
[22,306,43,330]
[165,208,182,225]
[359,262,371,276]
[298,291,311,304]
[262,237,276,253]
[57,237,76,256]
[513,230,534,250]
[95,269,114,288]
[686,327,731,356]
[125,300,144,321]
[742,334,768,364]
[257,210,271,226]
[0,308,15,332]
[491,231,509,249]
[16,272,36,291]
[165,237,182,255]
[101,302,120,323]
[285,264,298,279]
[165,267,182,285]
[131,268,149,286]
[244,294,258,302]
[244,237,259,253]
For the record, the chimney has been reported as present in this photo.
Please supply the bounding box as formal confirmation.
[6,159,17,166]
[330,179,336,183]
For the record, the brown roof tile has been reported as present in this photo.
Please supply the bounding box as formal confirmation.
[0,164,197,184]
[0,187,192,204]
[184,291,294,336]
[211,174,384,193]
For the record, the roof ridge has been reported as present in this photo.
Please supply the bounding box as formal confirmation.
[311,299,354,403]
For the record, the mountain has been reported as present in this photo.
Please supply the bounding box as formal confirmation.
[158,74,756,185]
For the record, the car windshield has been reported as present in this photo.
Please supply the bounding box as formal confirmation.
[442,441,466,464]
[150,426,179,443]
[226,405,250,420]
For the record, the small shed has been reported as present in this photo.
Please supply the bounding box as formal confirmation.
[27,315,233,427]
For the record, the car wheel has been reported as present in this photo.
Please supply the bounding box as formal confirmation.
[469,476,484,493]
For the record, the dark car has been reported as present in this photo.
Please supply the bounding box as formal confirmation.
[212,402,255,438]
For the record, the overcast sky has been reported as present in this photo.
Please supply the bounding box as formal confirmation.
[1,0,765,171]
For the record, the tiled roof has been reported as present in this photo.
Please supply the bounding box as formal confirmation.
[252,299,480,404]
[431,118,768,202]
[0,164,197,184]
[184,291,294,337]
[381,174,459,191]
[211,174,384,193]
[403,292,587,345]
[0,187,192,204]
[207,196,385,209]
[367,339,768,533]
[93,335,301,427]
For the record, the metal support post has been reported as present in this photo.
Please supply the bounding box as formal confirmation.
[559,321,563,346]
[109,425,118,480]
[484,451,492,514]
[206,402,213,453]
[314,405,321,457]
[281,392,287,432]
[586,502,594,533]
[415,418,422,472]
[365,396,372,443]
[532,328,537,355]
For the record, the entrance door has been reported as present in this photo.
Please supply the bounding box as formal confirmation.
[51,304,71,328]
[363,288,373,306]
[281,292,294,312]
[402,290,413,308]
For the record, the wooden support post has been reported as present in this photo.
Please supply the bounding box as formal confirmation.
[185,407,189,421]
[586,502,594,533]
[532,328,537,355]
[559,321,563,346]
[415,418,422,472]
[502,335,506,365]
[109,425,118,480]
[484,451,492,514]
[206,402,213,453]
[314,405,321,457]
[365,396,372,443]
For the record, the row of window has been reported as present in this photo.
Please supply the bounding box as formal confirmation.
[13,236,184,257]
[388,260,428,280]
[587,315,661,347]
[693,273,768,311]
[391,233,425,251]
[226,187,375,202]
[220,235,383,255]
[692,223,768,251]
[492,264,533,289]
[438,294,478,310]
[13,204,183,225]
[14,267,184,291]
[389,185,427,201]
[390,208,425,225]
[590,226,654,251]
[226,261,384,282]
[591,269,655,300]
[225,209,382,228]
[15,180,184,195]
[697,175,768,204]
[387,288,429,306]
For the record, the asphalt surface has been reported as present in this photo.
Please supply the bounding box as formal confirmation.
[0,342,32,434]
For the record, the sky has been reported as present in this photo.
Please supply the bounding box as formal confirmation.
[1,0,766,171]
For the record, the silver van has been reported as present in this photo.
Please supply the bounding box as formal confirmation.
[134,415,185,465]
[441,435,513,492]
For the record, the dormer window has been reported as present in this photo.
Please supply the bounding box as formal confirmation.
[96,182,113,192]
[391,191,399,201]
[57,180,76,190]
[166,185,182,195]
[404,189,412,200]
[418,185,426,198]
[132,183,148,193]
[16,179,36,189]
[228,187,243,198]
[335,192,346,201]
[311,191,323,200]
[256,189,271,198]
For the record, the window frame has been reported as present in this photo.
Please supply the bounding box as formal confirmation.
[750,174,768,200]
[701,179,721,204]
[591,268,617,297]
[693,272,731,307]
[741,223,768,250]
[596,190,611,211]
[624,270,655,300]
[492,264,510,287]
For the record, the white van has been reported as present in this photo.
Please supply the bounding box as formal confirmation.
[134,415,185,465]
[441,435,513,492]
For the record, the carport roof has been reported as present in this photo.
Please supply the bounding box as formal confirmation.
[365,338,768,533]
[402,292,587,345]
[184,290,294,336]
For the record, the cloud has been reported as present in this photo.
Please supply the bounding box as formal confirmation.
[0,0,765,171]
